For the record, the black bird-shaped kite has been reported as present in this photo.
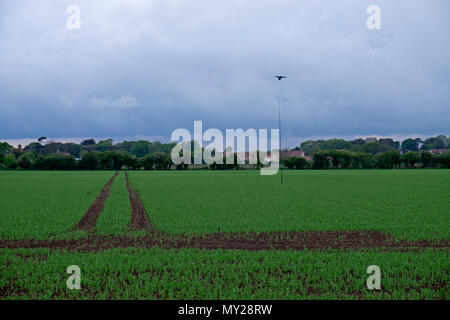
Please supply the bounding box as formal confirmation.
[274,75,287,80]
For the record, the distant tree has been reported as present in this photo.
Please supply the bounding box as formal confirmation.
[284,157,295,169]
[38,136,47,144]
[24,142,42,154]
[43,154,76,170]
[10,145,24,159]
[81,139,96,146]
[328,150,352,168]
[152,152,171,170]
[351,152,375,169]
[302,139,352,153]
[284,156,308,169]
[438,151,450,168]
[349,138,365,146]
[312,152,330,169]
[339,151,352,168]
[401,152,420,168]
[0,142,12,163]
[300,140,317,155]
[356,142,394,155]
[64,143,82,158]
[17,152,35,169]
[79,151,101,170]
[139,154,155,170]
[130,140,150,158]
[31,155,46,170]
[436,135,449,148]
[99,151,125,170]
[114,141,135,152]
[3,154,17,169]
[120,152,138,170]
[376,138,400,150]
[379,138,397,149]
[375,151,400,169]
[401,138,420,152]
[96,139,114,152]
[420,136,446,150]
[40,142,65,156]
[324,139,352,150]
[0,142,12,153]
[419,151,436,168]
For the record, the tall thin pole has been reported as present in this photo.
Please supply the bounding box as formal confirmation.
[278,96,283,187]
[274,75,286,188]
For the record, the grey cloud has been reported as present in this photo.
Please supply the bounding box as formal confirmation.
[0,0,449,147]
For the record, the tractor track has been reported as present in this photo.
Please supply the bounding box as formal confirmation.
[125,172,152,231]
[0,231,448,252]
[73,172,118,231]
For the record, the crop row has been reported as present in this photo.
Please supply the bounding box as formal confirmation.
[1,248,448,299]
[94,172,131,235]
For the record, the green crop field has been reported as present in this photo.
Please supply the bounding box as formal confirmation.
[1,248,448,300]
[94,172,131,236]
[0,171,113,240]
[0,170,449,300]
[130,170,450,240]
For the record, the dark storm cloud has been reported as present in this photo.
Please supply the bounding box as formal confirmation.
[0,0,449,146]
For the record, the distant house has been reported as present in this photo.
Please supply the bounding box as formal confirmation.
[430,149,449,154]
[56,150,72,157]
[234,149,312,163]
[284,150,305,157]
[282,150,312,161]
[365,137,378,143]
[235,151,257,163]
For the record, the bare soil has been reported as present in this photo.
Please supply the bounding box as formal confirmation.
[125,172,152,231]
[73,172,118,231]
[0,231,448,252]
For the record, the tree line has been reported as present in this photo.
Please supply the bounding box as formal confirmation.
[1,135,449,170]
[300,135,450,155]
[0,139,175,171]
[21,138,176,159]
[286,150,450,170]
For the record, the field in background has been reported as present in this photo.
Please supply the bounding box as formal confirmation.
[0,170,449,299]
[0,171,112,239]
[131,170,450,240]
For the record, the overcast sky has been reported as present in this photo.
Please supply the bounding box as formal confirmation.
[1,0,449,147]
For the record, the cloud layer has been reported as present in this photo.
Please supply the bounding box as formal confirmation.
[0,0,449,146]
